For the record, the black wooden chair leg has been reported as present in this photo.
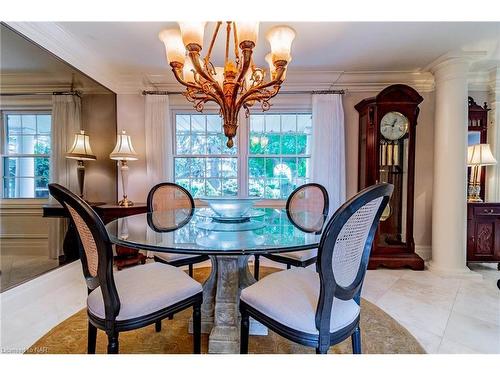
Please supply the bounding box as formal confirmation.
[351,326,362,354]
[287,264,291,270]
[316,348,328,354]
[155,320,162,332]
[107,332,119,354]
[87,322,97,354]
[168,314,174,320]
[254,255,260,280]
[189,264,193,277]
[240,308,250,354]
[193,304,201,354]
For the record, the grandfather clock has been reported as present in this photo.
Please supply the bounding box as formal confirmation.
[355,84,425,270]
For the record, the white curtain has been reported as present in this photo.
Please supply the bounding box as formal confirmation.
[145,95,172,190]
[145,94,172,258]
[48,94,82,259]
[310,93,346,214]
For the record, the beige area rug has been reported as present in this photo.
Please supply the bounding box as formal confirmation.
[27,267,425,354]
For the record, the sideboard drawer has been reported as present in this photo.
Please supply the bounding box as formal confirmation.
[473,206,500,216]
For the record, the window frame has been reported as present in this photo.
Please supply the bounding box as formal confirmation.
[170,106,312,205]
[0,110,52,200]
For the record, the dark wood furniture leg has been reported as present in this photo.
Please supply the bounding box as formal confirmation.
[87,322,97,354]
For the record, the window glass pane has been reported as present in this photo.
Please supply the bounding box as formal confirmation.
[281,134,297,155]
[207,135,222,154]
[176,115,190,132]
[222,179,238,196]
[37,115,51,134]
[35,136,51,154]
[176,134,191,154]
[191,158,205,178]
[267,134,281,155]
[206,179,222,196]
[191,134,206,154]
[175,158,190,179]
[265,115,280,133]
[249,178,264,197]
[191,179,206,197]
[191,115,206,133]
[21,115,36,134]
[35,177,49,198]
[7,115,22,134]
[265,178,280,199]
[297,114,312,134]
[206,115,221,133]
[221,158,237,178]
[282,114,296,133]
[206,158,221,178]
[265,157,280,178]
[250,115,265,133]
[248,157,264,178]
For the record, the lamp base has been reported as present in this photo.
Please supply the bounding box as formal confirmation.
[118,197,134,207]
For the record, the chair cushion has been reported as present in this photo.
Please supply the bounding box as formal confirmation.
[278,248,317,262]
[154,252,198,263]
[240,268,360,335]
[87,262,202,321]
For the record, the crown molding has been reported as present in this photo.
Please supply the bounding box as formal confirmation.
[5,22,120,93]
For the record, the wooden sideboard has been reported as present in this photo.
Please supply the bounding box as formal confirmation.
[467,202,500,267]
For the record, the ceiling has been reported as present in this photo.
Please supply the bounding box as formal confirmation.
[0,24,113,93]
[57,21,500,76]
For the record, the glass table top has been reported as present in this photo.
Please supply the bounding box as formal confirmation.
[105,208,327,256]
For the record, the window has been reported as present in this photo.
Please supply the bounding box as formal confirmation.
[173,111,312,199]
[1,112,51,198]
[174,113,238,197]
[249,113,312,199]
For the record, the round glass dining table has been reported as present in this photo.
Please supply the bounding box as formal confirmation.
[105,207,326,354]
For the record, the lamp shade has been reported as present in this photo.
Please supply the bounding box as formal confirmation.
[178,22,206,47]
[236,22,259,45]
[110,130,138,161]
[66,130,96,160]
[266,25,296,63]
[467,143,497,166]
[158,29,186,64]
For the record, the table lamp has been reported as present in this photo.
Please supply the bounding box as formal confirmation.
[467,143,497,202]
[66,130,96,198]
[110,130,138,207]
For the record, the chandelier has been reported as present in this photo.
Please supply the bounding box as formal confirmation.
[159,22,295,148]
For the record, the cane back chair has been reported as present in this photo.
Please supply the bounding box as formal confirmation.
[147,182,209,277]
[49,183,203,354]
[253,183,329,280]
[240,183,393,354]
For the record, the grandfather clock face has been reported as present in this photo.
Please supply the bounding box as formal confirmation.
[378,110,410,247]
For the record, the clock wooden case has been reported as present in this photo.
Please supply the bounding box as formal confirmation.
[355,84,425,270]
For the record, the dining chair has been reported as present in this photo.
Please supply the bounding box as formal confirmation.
[240,183,393,354]
[253,183,329,280]
[49,183,203,354]
[147,182,209,277]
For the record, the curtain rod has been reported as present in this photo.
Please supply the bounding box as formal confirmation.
[0,91,81,97]
[142,89,346,96]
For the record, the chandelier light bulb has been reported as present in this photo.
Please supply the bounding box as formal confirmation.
[178,22,206,48]
[236,21,259,45]
[158,29,185,64]
[267,25,296,63]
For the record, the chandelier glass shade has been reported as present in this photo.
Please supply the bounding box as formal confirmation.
[159,21,295,148]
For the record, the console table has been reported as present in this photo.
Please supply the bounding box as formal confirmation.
[467,202,500,268]
[43,202,147,269]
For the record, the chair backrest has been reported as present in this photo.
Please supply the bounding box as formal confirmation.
[314,183,393,335]
[48,183,120,321]
[147,182,195,212]
[286,183,329,233]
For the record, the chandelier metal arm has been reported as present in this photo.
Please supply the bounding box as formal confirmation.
[187,49,226,101]
[236,64,286,109]
[170,63,202,90]
[204,21,222,69]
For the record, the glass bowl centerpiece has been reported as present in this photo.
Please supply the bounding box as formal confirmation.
[198,197,261,222]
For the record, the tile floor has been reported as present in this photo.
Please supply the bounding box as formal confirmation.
[0,259,498,354]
